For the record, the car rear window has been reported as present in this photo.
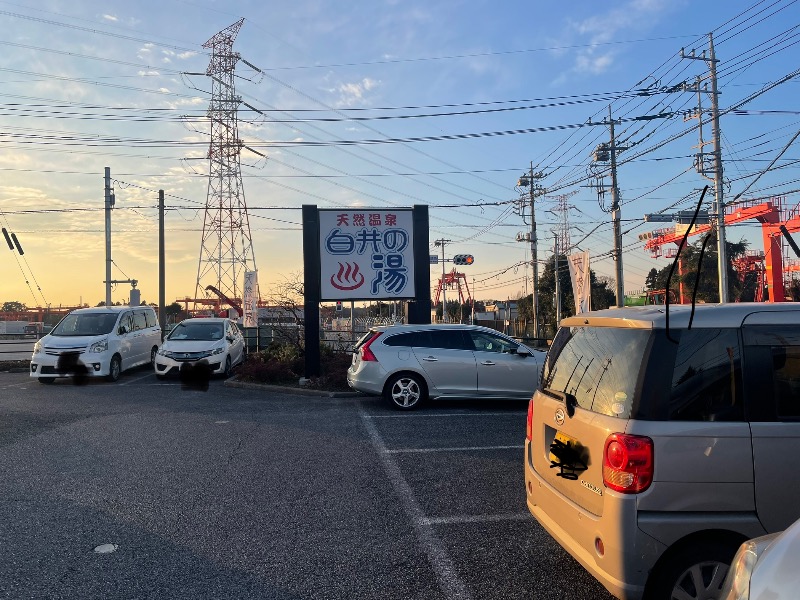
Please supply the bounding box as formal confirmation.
[542,326,650,419]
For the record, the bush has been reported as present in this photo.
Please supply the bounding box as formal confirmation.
[236,342,352,391]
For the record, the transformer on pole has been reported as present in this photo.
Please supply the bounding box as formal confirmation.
[194,19,258,312]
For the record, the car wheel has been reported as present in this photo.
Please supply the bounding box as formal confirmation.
[384,373,427,410]
[646,539,739,600]
[107,355,122,383]
[223,355,232,379]
[38,377,55,385]
[150,346,158,366]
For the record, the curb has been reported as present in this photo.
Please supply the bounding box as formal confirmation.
[223,376,363,398]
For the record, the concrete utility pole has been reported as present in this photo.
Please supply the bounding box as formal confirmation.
[158,189,166,337]
[104,167,113,306]
[608,107,624,308]
[554,234,561,325]
[681,33,728,302]
[708,34,728,303]
[517,167,545,336]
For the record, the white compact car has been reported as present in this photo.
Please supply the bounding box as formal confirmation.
[30,306,162,383]
[154,318,245,379]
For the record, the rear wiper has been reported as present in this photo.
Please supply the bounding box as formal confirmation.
[542,388,579,418]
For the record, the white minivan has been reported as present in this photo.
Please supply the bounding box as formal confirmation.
[30,306,161,383]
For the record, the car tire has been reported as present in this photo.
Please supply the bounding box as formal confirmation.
[107,355,122,383]
[38,377,55,385]
[223,355,232,379]
[645,539,739,600]
[150,346,158,366]
[384,373,427,410]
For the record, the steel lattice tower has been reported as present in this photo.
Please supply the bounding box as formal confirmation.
[551,192,577,255]
[194,18,257,307]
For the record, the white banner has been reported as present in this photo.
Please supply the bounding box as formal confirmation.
[243,270,258,327]
[319,209,415,301]
[567,251,591,314]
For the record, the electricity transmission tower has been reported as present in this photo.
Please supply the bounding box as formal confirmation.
[194,18,258,309]
[549,191,578,256]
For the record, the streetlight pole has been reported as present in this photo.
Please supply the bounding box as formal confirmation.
[434,239,450,322]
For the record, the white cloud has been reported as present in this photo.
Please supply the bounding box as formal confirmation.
[334,78,380,106]
[102,14,118,22]
[553,0,679,82]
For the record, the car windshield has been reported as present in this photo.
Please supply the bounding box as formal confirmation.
[542,326,651,419]
[51,312,118,337]
[168,322,224,341]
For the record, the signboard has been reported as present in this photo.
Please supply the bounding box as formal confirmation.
[243,270,258,327]
[319,209,415,301]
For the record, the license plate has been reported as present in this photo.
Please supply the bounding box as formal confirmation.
[548,431,587,480]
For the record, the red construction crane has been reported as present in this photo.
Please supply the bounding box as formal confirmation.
[434,269,473,306]
[732,250,766,302]
[642,197,794,302]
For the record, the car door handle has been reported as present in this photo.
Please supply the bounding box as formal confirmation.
[481,361,496,366]
[421,356,438,362]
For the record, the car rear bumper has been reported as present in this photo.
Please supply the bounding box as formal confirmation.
[524,440,662,600]
[346,360,388,396]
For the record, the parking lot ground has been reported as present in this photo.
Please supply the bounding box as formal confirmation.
[0,370,613,600]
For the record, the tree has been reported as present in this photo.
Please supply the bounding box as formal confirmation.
[2,301,26,312]
[645,268,659,291]
[534,256,615,337]
[649,237,748,303]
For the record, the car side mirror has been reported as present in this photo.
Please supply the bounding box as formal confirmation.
[226,335,234,343]
[118,325,129,335]
[515,347,531,357]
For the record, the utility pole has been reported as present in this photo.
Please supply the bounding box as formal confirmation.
[104,167,113,306]
[591,110,626,307]
[609,107,624,308]
[517,166,544,336]
[434,239,451,322]
[554,234,561,325]
[681,33,728,302]
[158,189,166,338]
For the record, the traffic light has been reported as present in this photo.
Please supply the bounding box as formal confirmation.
[453,254,475,265]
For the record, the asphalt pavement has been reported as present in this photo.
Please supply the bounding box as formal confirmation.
[0,368,613,600]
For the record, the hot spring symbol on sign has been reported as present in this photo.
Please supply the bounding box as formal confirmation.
[319,209,416,301]
[330,262,365,291]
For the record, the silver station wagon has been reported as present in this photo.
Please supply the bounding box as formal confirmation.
[524,303,800,600]
[348,323,546,409]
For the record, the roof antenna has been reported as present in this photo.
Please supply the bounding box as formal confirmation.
[665,185,709,344]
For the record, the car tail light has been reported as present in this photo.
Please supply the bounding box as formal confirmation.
[603,433,653,493]
[360,332,382,362]
[526,398,534,441]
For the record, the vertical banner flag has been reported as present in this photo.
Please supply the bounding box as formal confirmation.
[243,270,258,327]
[319,209,415,301]
[567,251,591,314]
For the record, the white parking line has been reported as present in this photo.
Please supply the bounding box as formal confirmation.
[119,372,156,386]
[359,403,473,600]
[365,412,526,419]
[385,445,524,454]
[1,380,34,388]
[421,513,532,526]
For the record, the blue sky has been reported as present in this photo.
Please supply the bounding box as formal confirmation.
[0,0,798,308]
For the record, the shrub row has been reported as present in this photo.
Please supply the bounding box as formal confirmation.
[236,342,352,391]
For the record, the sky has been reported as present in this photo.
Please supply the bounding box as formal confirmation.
[0,0,799,309]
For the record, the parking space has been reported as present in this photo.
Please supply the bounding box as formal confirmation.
[357,397,613,600]
[0,371,613,599]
